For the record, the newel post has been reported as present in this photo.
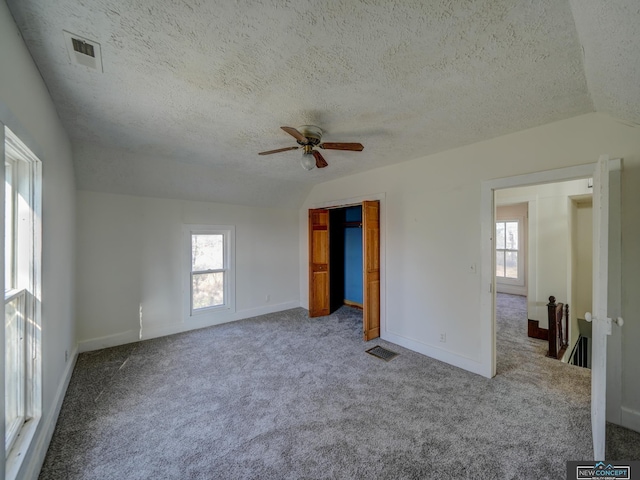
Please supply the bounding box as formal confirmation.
[547,296,557,358]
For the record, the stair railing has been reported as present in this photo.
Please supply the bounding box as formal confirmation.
[568,335,590,368]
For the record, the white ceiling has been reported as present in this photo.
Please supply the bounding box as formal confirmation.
[6,0,640,208]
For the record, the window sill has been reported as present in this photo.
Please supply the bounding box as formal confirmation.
[190,304,234,317]
[496,278,525,287]
[6,416,40,480]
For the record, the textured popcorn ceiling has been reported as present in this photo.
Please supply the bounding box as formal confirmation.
[6,0,639,207]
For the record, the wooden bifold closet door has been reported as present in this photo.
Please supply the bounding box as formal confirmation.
[362,200,380,340]
[308,209,330,317]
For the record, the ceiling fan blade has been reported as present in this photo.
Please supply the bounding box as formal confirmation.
[319,142,364,151]
[281,126,308,144]
[258,146,299,156]
[312,150,328,168]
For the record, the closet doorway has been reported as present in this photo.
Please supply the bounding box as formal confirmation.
[308,200,380,340]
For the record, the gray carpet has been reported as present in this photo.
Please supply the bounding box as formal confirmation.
[39,295,639,479]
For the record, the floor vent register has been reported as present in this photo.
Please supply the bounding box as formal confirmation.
[365,346,399,362]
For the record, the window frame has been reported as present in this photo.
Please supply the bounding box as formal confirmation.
[184,224,235,317]
[3,126,42,477]
[495,217,525,287]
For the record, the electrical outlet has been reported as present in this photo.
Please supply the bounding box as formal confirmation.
[439,333,446,343]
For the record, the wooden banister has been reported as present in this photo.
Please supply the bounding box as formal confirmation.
[547,296,569,360]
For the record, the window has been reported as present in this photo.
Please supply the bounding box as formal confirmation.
[185,225,234,315]
[4,126,42,472]
[495,219,524,285]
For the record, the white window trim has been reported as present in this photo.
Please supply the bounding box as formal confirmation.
[183,225,235,319]
[3,126,42,480]
[495,216,525,287]
[5,156,16,293]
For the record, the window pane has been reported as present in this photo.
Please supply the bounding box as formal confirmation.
[496,222,505,249]
[496,251,505,277]
[5,293,25,450]
[192,234,223,271]
[192,272,224,310]
[506,221,518,250]
[505,251,518,278]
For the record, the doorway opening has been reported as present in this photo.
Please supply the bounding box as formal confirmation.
[308,200,380,341]
[493,179,594,374]
[481,162,597,377]
[329,205,364,312]
[493,180,594,370]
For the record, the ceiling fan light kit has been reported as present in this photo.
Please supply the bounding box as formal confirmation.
[301,152,316,170]
[259,125,364,170]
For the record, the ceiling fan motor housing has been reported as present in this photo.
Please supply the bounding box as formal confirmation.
[297,125,322,145]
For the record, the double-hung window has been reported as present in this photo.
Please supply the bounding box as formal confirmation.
[495,219,524,285]
[4,126,42,474]
[185,225,235,316]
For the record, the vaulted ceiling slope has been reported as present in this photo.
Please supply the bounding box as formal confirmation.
[569,1,640,128]
[6,0,639,208]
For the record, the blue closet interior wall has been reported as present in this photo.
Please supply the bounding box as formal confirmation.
[344,206,363,304]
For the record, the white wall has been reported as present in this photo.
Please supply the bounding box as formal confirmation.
[496,180,591,327]
[76,191,300,350]
[0,2,76,478]
[299,112,640,430]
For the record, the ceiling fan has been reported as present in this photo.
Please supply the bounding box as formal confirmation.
[258,125,364,170]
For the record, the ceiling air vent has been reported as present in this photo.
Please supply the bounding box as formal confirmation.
[63,30,103,72]
[72,38,94,57]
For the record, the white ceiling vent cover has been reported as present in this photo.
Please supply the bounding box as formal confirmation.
[63,31,103,72]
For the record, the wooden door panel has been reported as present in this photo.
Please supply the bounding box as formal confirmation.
[364,271,380,340]
[312,271,329,314]
[309,209,330,317]
[363,201,380,340]
[366,226,379,270]
[312,230,328,263]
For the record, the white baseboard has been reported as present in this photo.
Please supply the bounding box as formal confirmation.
[78,329,140,353]
[77,301,301,352]
[381,330,489,377]
[141,301,301,341]
[20,345,78,480]
[621,406,640,434]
